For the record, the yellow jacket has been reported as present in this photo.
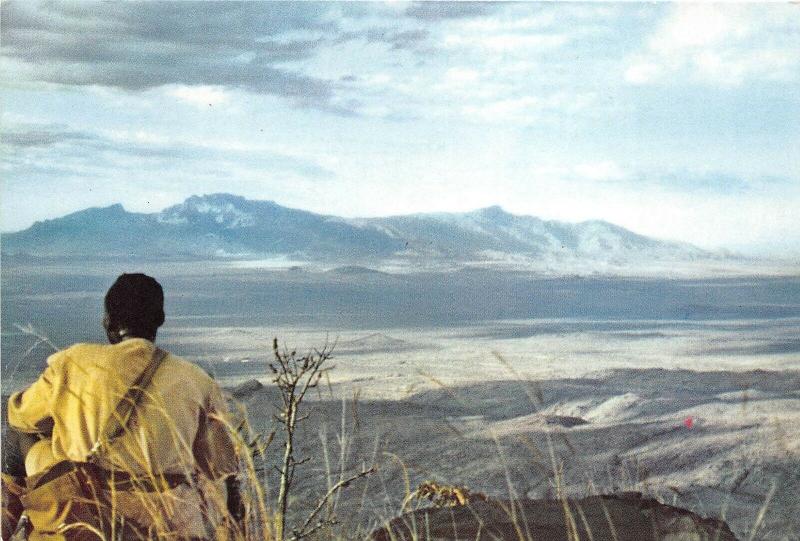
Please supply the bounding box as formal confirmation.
[7,338,239,538]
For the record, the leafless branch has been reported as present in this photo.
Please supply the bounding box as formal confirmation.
[290,467,376,540]
[271,338,335,541]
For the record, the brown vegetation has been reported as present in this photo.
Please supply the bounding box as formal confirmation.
[372,492,739,541]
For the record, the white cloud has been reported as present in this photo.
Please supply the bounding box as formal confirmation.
[625,4,800,86]
[105,129,170,145]
[460,91,597,125]
[463,96,541,122]
[252,3,609,125]
[443,67,480,85]
[460,12,556,33]
[574,161,628,182]
[443,32,568,52]
[624,61,663,85]
[526,161,629,184]
[480,33,569,52]
[167,85,230,108]
[651,4,744,51]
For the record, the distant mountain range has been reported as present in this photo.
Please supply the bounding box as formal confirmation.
[2,193,720,268]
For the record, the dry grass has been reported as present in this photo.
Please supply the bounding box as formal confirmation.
[6,327,771,540]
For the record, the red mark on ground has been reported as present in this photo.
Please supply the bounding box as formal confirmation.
[684,416,694,429]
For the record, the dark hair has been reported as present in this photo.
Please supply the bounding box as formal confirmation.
[104,273,165,336]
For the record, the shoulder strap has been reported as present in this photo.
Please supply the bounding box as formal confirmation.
[88,347,168,460]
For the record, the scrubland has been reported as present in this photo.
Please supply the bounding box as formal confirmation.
[2,261,798,539]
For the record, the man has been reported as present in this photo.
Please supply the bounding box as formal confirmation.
[3,273,241,540]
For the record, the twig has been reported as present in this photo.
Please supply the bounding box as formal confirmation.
[14,323,61,354]
[271,338,335,541]
[290,467,376,540]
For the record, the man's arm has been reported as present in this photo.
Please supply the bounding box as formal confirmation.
[7,353,61,435]
[3,353,61,538]
[193,382,242,524]
[193,382,239,479]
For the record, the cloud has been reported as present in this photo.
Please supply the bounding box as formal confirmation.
[0,2,619,124]
[621,170,792,197]
[318,4,610,123]
[573,161,628,182]
[364,28,430,50]
[624,4,800,86]
[460,92,597,125]
[0,2,498,113]
[442,67,481,86]
[167,85,230,108]
[643,170,786,196]
[1,125,97,147]
[529,159,793,197]
[443,32,568,52]
[0,2,351,110]
[404,2,498,21]
[2,122,335,182]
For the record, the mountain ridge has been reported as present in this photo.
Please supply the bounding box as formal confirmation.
[2,193,718,268]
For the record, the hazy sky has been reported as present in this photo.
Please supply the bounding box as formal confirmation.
[2,2,799,256]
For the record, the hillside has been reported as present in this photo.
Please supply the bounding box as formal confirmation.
[2,193,719,270]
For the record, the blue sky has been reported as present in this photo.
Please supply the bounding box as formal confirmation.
[1,1,799,256]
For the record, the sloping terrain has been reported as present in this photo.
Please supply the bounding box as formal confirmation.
[228,367,799,540]
[370,493,739,540]
[1,194,717,271]
[1,195,398,259]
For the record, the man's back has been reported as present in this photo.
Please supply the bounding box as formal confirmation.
[7,338,238,538]
[9,338,237,478]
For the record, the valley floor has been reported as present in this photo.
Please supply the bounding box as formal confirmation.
[3,264,798,539]
[185,319,799,540]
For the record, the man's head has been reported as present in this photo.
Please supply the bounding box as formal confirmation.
[103,273,165,343]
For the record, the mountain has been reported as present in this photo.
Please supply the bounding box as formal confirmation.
[2,193,714,268]
[349,205,708,262]
[3,194,399,259]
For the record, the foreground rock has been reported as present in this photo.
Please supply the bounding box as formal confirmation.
[371,492,737,541]
[231,378,263,398]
